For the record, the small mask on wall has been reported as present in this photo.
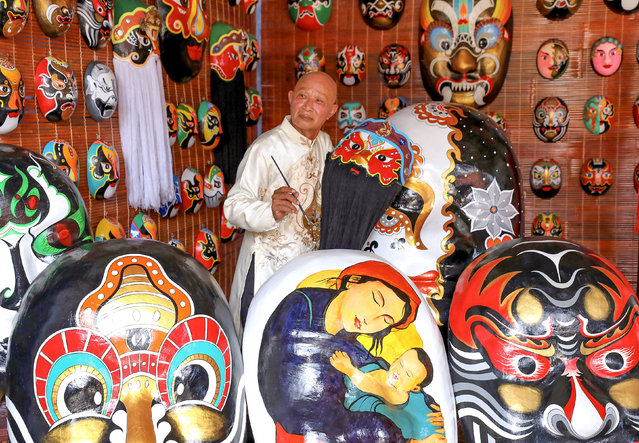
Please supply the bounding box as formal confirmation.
[295,45,325,80]
[87,140,119,200]
[378,43,411,88]
[488,111,507,132]
[580,157,613,195]
[130,212,157,239]
[34,0,74,37]
[360,0,404,30]
[77,0,113,49]
[633,97,639,128]
[336,45,366,87]
[583,95,614,135]
[634,163,639,193]
[42,139,80,186]
[83,61,118,121]
[0,0,28,37]
[209,22,245,81]
[35,56,78,122]
[530,158,561,198]
[245,87,262,126]
[378,96,408,119]
[94,216,125,241]
[244,0,259,14]
[536,0,582,19]
[204,165,225,208]
[590,37,622,77]
[198,101,222,149]
[337,102,366,134]
[604,0,639,15]
[159,174,182,219]
[243,31,260,71]
[532,96,569,143]
[167,102,178,146]
[181,167,204,214]
[0,58,24,134]
[536,39,569,79]
[177,103,198,149]
[168,237,186,250]
[288,0,332,31]
[194,228,220,274]
[531,212,564,237]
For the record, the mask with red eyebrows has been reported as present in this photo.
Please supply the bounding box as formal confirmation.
[448,237,639,442]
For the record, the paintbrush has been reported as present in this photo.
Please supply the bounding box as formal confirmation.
[270,155,316,228]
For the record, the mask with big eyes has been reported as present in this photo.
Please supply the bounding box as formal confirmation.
[536,0,582,19]
[336,45,366,86]
[378,96,408,119]
[378,44,411,88]
[360,0,404,30]
[194,228,220,273]
[87,140,120,200]
[198,101,222,149]
[580,157,613,196]
[84,61,118,121]
[530,158,561,198]
[77,0,113,49]
[0,58,24,134]
[33,0,74,37]
[204,165,225,208]
[531,212,563,237]
[181,167,203,214]
[337,102,366,134]
[245,88,262,126]
[159,174,182,219]
[532,96,569,143]
[295,45,325,80]
[112,1,161,66]
[94,216,125,241]
[583,95,614,135]
[42,139,80,186]
[35,56,78,123]
[288,0,332,31]
[177,103,198,149]
[604,0,639,13]
[0,0,28,37]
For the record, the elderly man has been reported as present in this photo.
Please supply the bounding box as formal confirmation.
[224,71,338,337]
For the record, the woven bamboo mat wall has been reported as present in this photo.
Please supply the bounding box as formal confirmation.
[260,0,639,288]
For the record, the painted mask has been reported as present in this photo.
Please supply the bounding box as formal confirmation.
[204,165,225,208]
[449,237,639,442]
[591,37,622,77]
[536,0,582,18]
[0,58,24,134]
[360,0,404,30]
[168,237,185,250]
[209,22,244,82]
[77,0,113,49]
[605,0,639,13]
[181,167,203,214]
[130,212,157,239]
[287,0,332,31]
[0,0,28,37]
[580,157,613,195]
[583,95,615,135]
[35,56,78,122]
[533,96,569,143]
[243,0,258,14]
[112,1,161,66]
[378,96,408,119]
[242,31,260,72]
[530,158,561,198]
[83,61,118,121]
[33,0,74,37]
[167,102,178,146]
[198,101,222,149]
[419,0,513,107]
[94,216,125,241]
[531,212,563,237]
[633,97,639,128]
[245,87,262,126]
[487,111,507,132]
[159,174,182,219]
[42,139,80,185]
[536,39,569,79]
[158,0,209,83]
[635,164,639,193]
[337,102,367,134]
[220,207,239,242]
[177,103,198,149]
[6,239,246,442]
[87,140,120,200]
[337,45,366,87]
[378,43,411,88]
[295,45,325,80]
[194,228,220,273]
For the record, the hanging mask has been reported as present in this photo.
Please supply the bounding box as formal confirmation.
[295,45,325,80]
[243,0,258,14]
[245,87,262,126]
[34,0,74,37]
[194,228,220,273]
[220,207,240,242]
[531,212,564,237]
[77,0,112,49]
[130,212,157,239]
[419,0,513,107]
[0,0,28,37]
[95,216,125,241]
[580,157,613,195]
[378,43,411,88]
[209,22,245,82]
[83,61,118,121]
[35,56,78,122]
[204,164,225,208]
[112,1,161,66]
[159,174,181,218]
[87,139,119,199]
[378,96,408,119]
[181,167,203,214]
[337,102,366,134]
[167,102,178,146]
[0,58,24,134]
[42,139,79,185]
[591,36,622,77]
[360,0,404,30]
[583,95,614,135]
[168,237,185,250]
[536,39,569,79]
[605,0,639,13]
[530,158,561,198]
[635,163,639,192]
[242,30,260,71]
[633,97,639,128]
[336,45,366,86]
[177,103,198,149]
[488,111,507,132]
[532,96,569,143]
[288,0,332,31]
[536,0,582,18]
[158,0,209,83]
[197,101,222,149]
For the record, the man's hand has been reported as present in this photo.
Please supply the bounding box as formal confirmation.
[272,186,299,221]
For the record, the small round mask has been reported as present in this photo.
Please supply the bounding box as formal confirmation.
[0,58,25,134]
[360,0,404,30]
[531,212,564,237]
[488,111,507,132]
[168,237,186,250]
[204,165,225,208]
[0,0,28,37]
[583,95,614,135]
[35,56,78,122]
[378,96,408,119]
[288,0,332,31]
[181,167,204,214]
[295,45,325,80]
[591,37,622,77]
[77,0,113,49]
[130,212,157,239]
[536,39,569,79]
[336,45,366,86]
[159,174,182,219]
[337,102,366,134]
[536,0,582,19]
[194,228,220,274]
[530,159,561,198]
[580,157,613,195]
[167,102,178,146]
[245,88,262,126]
[94,216,125,241]
[42,140,80,185]
[177,103,198,149]
[378,43,411,88]
[533,96,569,143]
[197,101,222,149]
[87,140,119,200]
[34,0,74,37]
[83,61,118,121]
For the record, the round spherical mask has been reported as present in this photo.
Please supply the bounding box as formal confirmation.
[77,0,113,49]
[359,0,404,30]
[181,167,204,214]
[295,46,326,80]
[0,0,28,37]
[204,165,225,208]
[536,39,569,79]
[419,0,513,108]
[580,157,613,195]
[94,216,125,241]
[35,56,78,123]
[84,62,118,121]
[177,103,198,149]
[288,0,332,31]
[337,103,366,133]
[34,0,74,37]
[532,97,569,143]
[530,159,561,198]
[42,140,80,185]
[336,45,366,86]
[197,101,222,149]
[583,96,615,135]
[167,102,178,146]
[159,174,182,219]
[531,212,563,237]
[378,96,408,119]
[0,58,24,134]
[245,88,263,126]
[194,228,220,273]
[130,213,157,239]
[591,37,622,77]
[87,140,120,200]
[378,44,411,88]
[536,0,582,19]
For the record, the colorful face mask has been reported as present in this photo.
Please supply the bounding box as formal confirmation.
[94,216,125,241]
[536,39,569,79]
[242,31,260,72]
[130,212,157,239]
[204,165,225,208]
[197,101,222,149]
[633,97,639,128]
[0,58,24,134]
[177,103,198,149]
[378,44,411,88]
[288,0,332,31]
[530,158,561,198]
[167,102,178,146]
[159,174,181,218]
[34,0,74,37]
[0,0,28,37]
[168,237,185,250]
[87,140,120,199]
[220,207,239,242]
[194,228,220,273]
[378,96,408,119]
[591,37,622,77]
[360,0,404,30]
[635,163,639,193]
[243,0,258,14]
[580,157,613,195]
[35,56,78,122]
[605,0,639,13]
[245,88,262,126]
[531,212,563,237]
[112,2,161,66]
[181,167,203,214]
[488,111,507,132]
[536,0,582,18]
[419,0,513,107]
[533,96,569,143]
[77,0,113,49]
[336,45,366,86]
[83,61,118,121]
[583,95,615,135]
[42,139,80,185]
[209,22,244,81]
[295,45,325,80]
[337,102,366,134]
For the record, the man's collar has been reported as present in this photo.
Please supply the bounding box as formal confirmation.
[282,116,315,147]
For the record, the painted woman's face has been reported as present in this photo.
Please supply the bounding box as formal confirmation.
[536,40,569,79]
[339,279,405,334]
[591,38,622,77]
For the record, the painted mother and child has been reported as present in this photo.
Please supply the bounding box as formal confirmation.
[258,260,447,442]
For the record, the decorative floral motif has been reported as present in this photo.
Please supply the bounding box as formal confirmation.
[412,102,463,127]
[461,179,517,238]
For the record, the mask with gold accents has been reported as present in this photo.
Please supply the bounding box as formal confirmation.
[181,167,203,214]
[0,0,28,37]
[198,101,222,149]
[87,140,119,200]
[288,0,332,31]
[42,139,80,186]
[95,216,125,241]
[533,96,569,143]
[378,96,408,119]
[536,0,582,19]
[209,22,244,82]
[130,212,157,239]
[530,158,561,198]
[194,228,220,273]
[378,43,411,88]
[77,0,112,49]
[336,45,366,86]
[33,0,74,37]
[295,45,325,80]
[360,0,404,30]
[35,56,78,122]
[580,157,613,196]
[177,103,198,149]
[583,95,614,135]
[0,57,24,134]
[531,212,563,237]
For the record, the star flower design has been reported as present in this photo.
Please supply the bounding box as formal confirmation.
[462,179,517,239]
